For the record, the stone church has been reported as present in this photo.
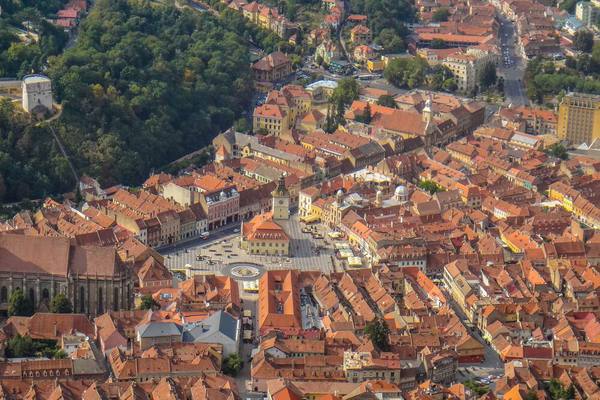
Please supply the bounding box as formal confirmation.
[0,234,133,316]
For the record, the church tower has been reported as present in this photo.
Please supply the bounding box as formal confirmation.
[272,175,290,220]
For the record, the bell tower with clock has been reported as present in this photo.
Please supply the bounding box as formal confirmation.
[272,174,290,220]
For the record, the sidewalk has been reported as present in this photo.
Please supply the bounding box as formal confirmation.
[157,221,241,253]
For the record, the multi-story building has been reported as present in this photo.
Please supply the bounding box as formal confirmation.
[241,2,296,38]
[443,47,498,94]
[350,25,372,44]
[498,106,557,135]
[343,351,403,385]
[199,185,240,231]
[253,85,312,141]
[251,51,293,83]
[558,92,600,145]
[315,39,342,65]
[253,103,291,139]
[576,1,599,28]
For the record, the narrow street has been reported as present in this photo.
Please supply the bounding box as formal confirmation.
[236,293,258,398]
[497,15,529,106]
[440,287,504,381]
[338,2,351,62]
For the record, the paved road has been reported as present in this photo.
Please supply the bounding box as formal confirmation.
[498,15,528,106]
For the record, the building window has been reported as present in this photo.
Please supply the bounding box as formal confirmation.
[80,287,85,313]
[98,287,104,315]
[42,288,49,300]
[29,288,35,306]
[113,287,119,311]
[0,287,7,303]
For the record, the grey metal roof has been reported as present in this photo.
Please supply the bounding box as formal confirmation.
[136,322,182,338]
[184,311,238,342]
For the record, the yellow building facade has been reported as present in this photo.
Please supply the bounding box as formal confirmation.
[558,92,600,145]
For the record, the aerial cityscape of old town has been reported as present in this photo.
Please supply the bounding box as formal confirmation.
[1,0,600,398]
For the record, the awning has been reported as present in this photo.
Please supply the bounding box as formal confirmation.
[301,214,320,223]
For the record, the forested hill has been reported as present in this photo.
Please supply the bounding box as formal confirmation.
[46,0,254,187]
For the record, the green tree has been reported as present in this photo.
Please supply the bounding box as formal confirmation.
[325,103,336,133]
[331,78,360,106]
[442,78,458,92]
[546,379,576,400]
[50,293,73,314]
[233,118,251,133]
[335,96,346,126]
[418,179,442,194]
[559,0,576,13]
[524,390,539,400]
[349,0,415,45]
[565,385,575,399]
[284,0,298,20]
[139,294,159,311]
[222,353,243,376]
[44,0,254,189]
[464,380,488,396]
[361,102,372,124]
[364,318,390,351]
[384,57,427,88]
[432,8,450,22]
[479,62,497,90]
[376,28,405,53]
[574,30,594,53]
[53,349,68,359]
[289,53,302,69]
[6,334,36,358]
[546,143,569,160]
[8,288,33,317]
[592,42,600,65]
[377,94,397,108]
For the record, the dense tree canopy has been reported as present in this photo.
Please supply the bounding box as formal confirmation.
[0,0,68,77]
[574,30,594,53]
[375,28,405,54]
[5,334,67,359]
[0,100,73,202]
[384,57,457,92]
[349,0,414,52]
[526,48,600,102]
[46,0,254,187]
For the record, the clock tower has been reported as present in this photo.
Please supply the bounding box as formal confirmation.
[272,175,290,220]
